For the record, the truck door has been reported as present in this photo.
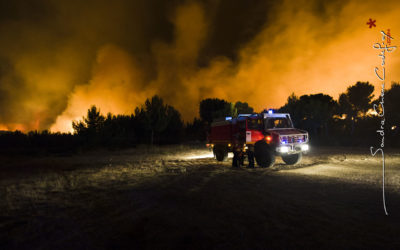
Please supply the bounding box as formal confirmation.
[236,120,246,145]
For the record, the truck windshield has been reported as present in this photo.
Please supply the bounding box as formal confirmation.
[265,117,293,129]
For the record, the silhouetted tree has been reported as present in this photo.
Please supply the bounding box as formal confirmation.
[72,105,105,137]
[346,82,374,117]
[135,95,183,145]
[338,93,353,118]
[199,98,236,125]
[185,117,206,142]
[338,82,374,135]
[385,82,400,124]
[135,96,168,145]
[102,113,136,147]
[279,93,300,126]
[280,93,337,143]
[235,101,254,114]
[0,130,77,155]
[383,82,400,146]
[162,106,184,144]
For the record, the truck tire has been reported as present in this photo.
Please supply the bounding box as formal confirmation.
[254,140,275,168]
[282,153,302,165]
[213,145,228,162]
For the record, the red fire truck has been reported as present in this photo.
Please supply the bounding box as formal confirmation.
[208,110,309,167]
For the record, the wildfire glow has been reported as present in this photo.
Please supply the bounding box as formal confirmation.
[0,0,399,132]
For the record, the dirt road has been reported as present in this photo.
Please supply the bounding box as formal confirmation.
[1,146,400,249]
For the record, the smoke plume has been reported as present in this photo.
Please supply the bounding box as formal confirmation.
[0,0,399,132]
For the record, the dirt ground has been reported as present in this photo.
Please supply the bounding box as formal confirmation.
[1,145,400,249]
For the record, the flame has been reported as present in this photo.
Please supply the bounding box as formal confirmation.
[50,44,153,133]
[52,1,400,132]
[0,124,8,131]
[0,123,26,132]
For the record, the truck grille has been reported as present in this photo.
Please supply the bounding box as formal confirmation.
[280,135,307,144]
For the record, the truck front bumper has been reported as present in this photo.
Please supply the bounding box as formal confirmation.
[276,143,309,154]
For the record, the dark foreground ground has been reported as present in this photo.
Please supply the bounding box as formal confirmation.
[1,146,400,249]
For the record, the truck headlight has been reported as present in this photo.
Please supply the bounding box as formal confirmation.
[300,144,309,151]
[277,146,290,153]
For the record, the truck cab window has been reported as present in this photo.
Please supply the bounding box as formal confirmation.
[248,119,263,130]
[266,118,292,129]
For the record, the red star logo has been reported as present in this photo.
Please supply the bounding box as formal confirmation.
[367,18,376,28]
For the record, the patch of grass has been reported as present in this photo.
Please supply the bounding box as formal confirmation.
[1,146,400,249]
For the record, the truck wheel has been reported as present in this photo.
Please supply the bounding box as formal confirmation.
[282,153,302,165]
[254,141,275,168]
[213,145,228,162]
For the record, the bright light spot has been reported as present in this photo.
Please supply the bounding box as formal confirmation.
[184,152,215,160]
[333,114,347,120]
[284,164,343,175]
[301,144,309,151]
[277,146,289,153]
[268,109,273,114]
[367,108,379,116]
[392,126,397,130]
[183,151,234,160]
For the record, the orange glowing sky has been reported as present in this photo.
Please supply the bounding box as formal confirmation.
[0,0,399,132]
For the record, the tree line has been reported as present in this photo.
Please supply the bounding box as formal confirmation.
[0,81,399,154]
[279,82,400,146]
